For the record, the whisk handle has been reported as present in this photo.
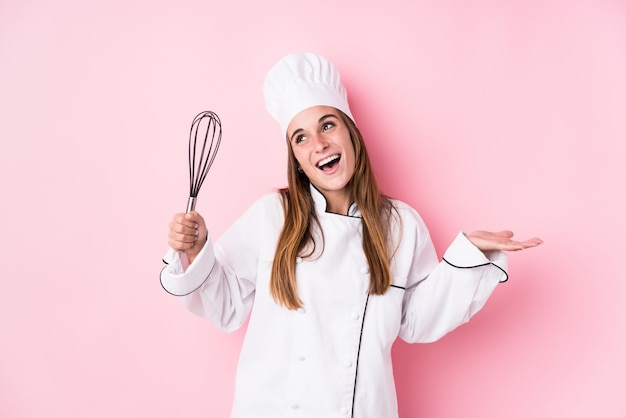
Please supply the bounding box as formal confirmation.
[180,196,196,270]
[186,196,197,213]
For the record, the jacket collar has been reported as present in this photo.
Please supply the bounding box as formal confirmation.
[310,184,361,218]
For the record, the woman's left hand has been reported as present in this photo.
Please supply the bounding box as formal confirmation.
[466,230,543,252]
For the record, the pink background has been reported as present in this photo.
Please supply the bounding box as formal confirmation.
[1,0,625,417]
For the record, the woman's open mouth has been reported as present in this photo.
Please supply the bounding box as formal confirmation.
[317,154,341,172]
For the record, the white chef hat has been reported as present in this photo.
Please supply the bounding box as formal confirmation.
[263,52,354,138]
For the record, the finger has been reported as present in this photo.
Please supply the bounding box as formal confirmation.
[520,237,544,248]
[501,244,525,251]
[172,213,199,230]
[168,237,198,251]
[185,211,207,230]
[502,237,543,251]
[168,237,194,251]
[171,212,200,229]
[185,211,201,222]
[169,220,199,236]
[169,227,199,242]
[494,230,514,238]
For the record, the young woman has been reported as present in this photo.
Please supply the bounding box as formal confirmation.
[161,52,542,418]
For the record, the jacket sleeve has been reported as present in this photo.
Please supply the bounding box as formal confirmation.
[398,216,508,343]
[160,194,280,332]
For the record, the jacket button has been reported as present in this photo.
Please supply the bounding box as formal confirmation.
[350,311,360,320]
[360,266,369,275]
[343,360,353,368]
[297,355,306,361]
[297,308,306,314]
[339,407,349,415]
[295,257,303,264]
[291,403,299,409]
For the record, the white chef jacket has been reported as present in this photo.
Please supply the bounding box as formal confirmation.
[160,185,508,418]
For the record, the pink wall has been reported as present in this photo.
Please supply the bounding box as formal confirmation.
[1,0,624,416]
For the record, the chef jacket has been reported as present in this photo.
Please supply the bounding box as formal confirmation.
[161,185,508,418]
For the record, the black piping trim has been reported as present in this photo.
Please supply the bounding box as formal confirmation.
[351,294,370,417]
[159,259,214,296]
[311,184,362,218]
[442,257,509,283]
[390,284,406,290]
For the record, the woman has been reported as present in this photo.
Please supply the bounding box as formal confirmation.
[161,52,542,418]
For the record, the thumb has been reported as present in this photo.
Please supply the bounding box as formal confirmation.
[185,210,203,222]
[494,230,514,238]
[185,211,208,235]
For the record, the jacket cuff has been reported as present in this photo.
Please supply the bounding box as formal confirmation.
[442,232,509,282]
[160,236,216,296]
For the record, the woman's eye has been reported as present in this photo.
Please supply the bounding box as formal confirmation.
[294,135,306,144]
[322,122,334,131]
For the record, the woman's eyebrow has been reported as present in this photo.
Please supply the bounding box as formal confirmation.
[319,114,338,123]
[290,128,303,142]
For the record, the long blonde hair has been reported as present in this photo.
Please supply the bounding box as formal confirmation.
[270,111,398,309]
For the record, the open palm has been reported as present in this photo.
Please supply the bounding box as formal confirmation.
[466,230,543,252]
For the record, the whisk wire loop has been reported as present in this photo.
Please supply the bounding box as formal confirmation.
[187,111,222,212]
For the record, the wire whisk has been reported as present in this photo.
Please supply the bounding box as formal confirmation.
[187,111,222,213]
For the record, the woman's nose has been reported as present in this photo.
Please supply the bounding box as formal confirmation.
[312,134,329,151]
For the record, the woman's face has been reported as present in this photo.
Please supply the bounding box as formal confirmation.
[287,106,356,213]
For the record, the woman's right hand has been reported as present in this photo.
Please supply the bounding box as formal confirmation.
[168,211,208,264]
